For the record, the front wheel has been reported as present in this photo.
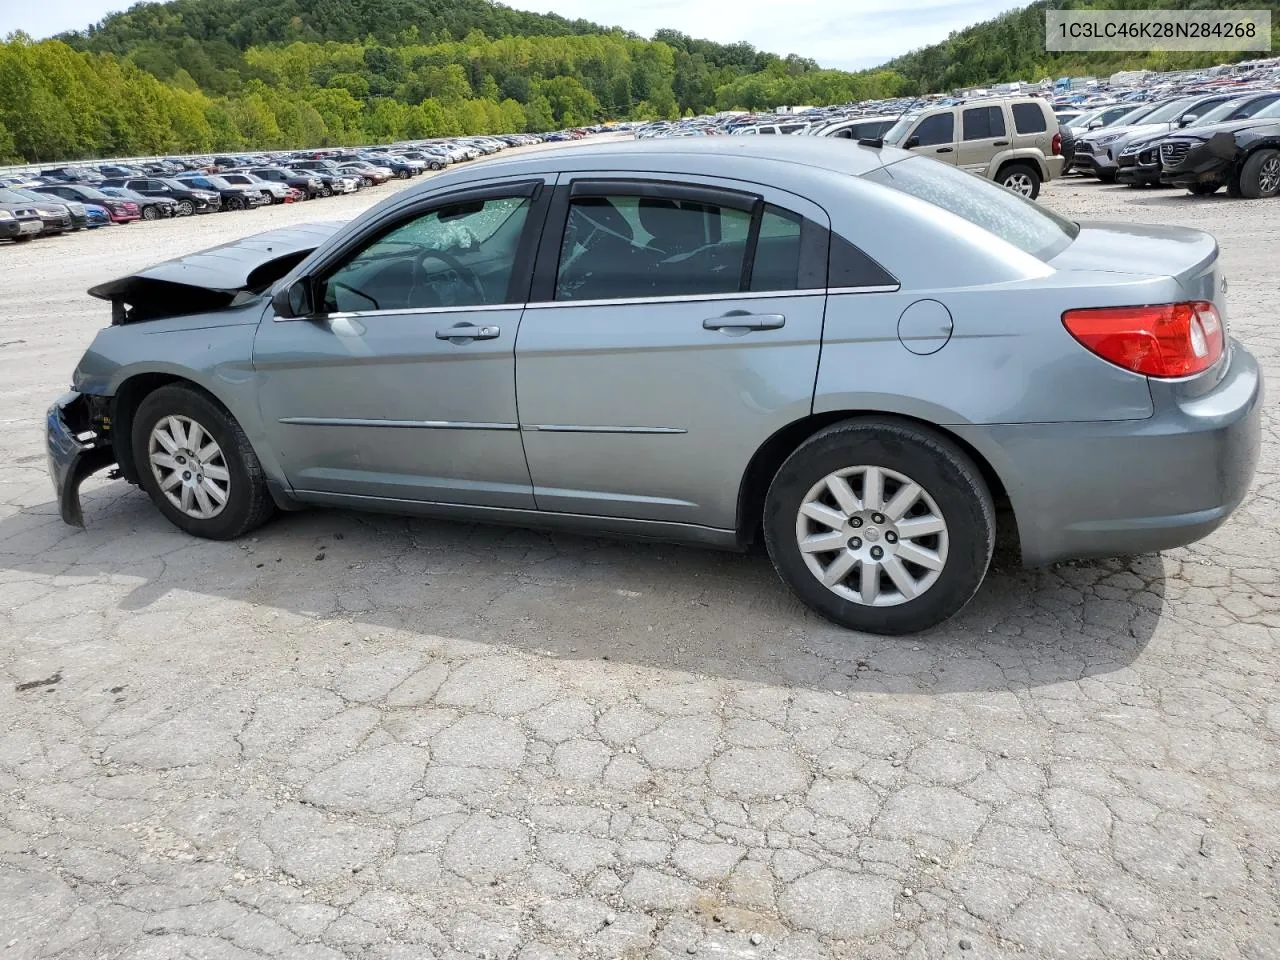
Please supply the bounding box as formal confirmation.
[319,183,333,197]
[1238,148,1280,199]
[175,200,195,216]
[225,196,245,212]
[763,420,995,635]
[141,205,159,221]
[397,169,411,179]
[131,384,275,540]
[998,163,1041,199]
[430,161,443,171]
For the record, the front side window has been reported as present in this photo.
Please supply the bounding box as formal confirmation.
[911,113,954,146]
[962,106,1006,141]
[1011,102,1048,134]
[553,191,810,301]
[322,195,531,313]
[866,156,1078,261]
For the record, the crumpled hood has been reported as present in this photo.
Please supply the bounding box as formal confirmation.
[88,221,344,323]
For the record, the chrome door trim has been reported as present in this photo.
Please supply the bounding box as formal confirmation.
[274,302,519,322]
[523,285,897,311]
[526,424,687,434]
[278,417,519,430]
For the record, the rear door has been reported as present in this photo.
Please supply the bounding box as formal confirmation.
[957,105,1008,172]
[513,174,832,530]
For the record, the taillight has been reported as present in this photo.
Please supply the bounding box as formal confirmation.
[1062,301,1224,378]
[1051,132,1062,155]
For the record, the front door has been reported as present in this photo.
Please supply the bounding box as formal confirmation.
[252,180,548,507]
[957,105,1008,172]
[905,111,958,165]
[514,175,832,531]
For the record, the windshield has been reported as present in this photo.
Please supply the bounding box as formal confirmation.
[1252,99,1280,119]
[0,188,35,204]
[1140,98,1200,124]
[866,156,1079,261]
[1193,98,1253,124]
[1113,102,1164,126]
[883,114,917,144]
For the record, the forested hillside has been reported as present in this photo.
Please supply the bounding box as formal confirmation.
[0,0,905,163]
[887,0,1280,92]
[4,0,1280,164]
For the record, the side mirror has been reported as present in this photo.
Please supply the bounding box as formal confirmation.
[904,135,920,149]
[272,279,313,319]
[1178,113,1197,127]
[1088,120,1103,129]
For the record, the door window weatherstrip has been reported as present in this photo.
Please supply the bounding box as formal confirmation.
[307,302,519,321]
[521,284,898,309]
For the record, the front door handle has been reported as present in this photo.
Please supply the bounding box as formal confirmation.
[935,146,954,153]
[436,323,500,341]
[993,140,1010,146]
[703,312,786,333]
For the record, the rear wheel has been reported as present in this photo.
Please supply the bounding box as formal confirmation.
[998,163,1041,199]
[1238,148,1280,199]
[141,205,159,221]
[397,169,411,179]
[131,384,275,540]
[763,420,995,635]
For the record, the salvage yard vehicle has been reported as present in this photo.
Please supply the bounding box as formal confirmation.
[99,176,221,215]
[879,97,1064,198]
[46,138,1262,635]
[0,194,45,241]
[37,183,140,223]
[1161,108,1280,198]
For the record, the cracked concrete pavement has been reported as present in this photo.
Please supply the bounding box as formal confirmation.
[1,166,1278,959]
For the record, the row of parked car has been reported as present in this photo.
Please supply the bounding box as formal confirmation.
[1058,89,1280,198]
[0,130,595,244]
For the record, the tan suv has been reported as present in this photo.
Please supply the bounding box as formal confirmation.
[882,97,1065,199]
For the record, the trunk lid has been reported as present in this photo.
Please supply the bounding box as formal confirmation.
[1050,220,1219,292]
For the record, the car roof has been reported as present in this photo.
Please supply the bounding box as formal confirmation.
[441,136,899,180]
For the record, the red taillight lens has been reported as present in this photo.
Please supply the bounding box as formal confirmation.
[1062,302,1224,378]
[1052,132,1062,155]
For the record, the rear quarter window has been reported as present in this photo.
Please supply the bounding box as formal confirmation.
[1012,102,1049,134]
[865,156,1078,261]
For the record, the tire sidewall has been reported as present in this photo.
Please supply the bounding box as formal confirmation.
[1240,149,1280,199]
[131,387,259,540]
[763,422,995,635]
[1000,163,1041,199]
[176,200,194,216]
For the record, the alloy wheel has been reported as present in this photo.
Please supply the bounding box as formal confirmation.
[1004,172,1035,196]
[148,415,231,520]
[1260,156,1280,195]
[794,465,949,606]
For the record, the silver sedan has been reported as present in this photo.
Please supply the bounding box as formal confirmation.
[47,138,1262,634]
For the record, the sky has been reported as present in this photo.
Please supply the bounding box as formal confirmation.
[0,0,1019,70]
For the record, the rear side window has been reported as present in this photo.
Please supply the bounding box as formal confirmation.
[962,106,1006,141]
[866,156,1078,261]
[1011,103,1048,134]
[912,113,954,146]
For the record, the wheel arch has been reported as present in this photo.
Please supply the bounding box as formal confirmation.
[736,411,1013,548]
[994,155,1047,182]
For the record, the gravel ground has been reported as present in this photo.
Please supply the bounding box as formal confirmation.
[1,161,1277,960]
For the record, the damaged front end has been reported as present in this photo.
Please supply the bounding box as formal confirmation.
[46,392,116,527]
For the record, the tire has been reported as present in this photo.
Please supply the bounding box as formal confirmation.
[998,162,1041,199]
[319,183,333,197]
[1097,169,1117,184]
[1188,182,1220,197]
[131,384,275,540]
[762,419,995,635]
[225,196,245,212]
[175,200,195,217]
[1238,148,1280,199]
[397,169,410,179]
[361,176,373,188]
[1227,171,1244,198]
[430,161,443,171]
[141,205,159,221]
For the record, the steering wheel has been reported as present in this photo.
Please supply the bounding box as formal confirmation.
[411,248,486,306]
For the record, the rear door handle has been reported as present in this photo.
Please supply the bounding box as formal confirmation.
[992,140,1010,146]
[703,313,786,333]
[436,323,500,341]
[935,147,954,154]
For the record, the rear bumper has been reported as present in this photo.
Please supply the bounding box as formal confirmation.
[954,343,1263,566]
[46,392,117,527]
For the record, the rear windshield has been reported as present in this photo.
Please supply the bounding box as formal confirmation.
[865,156,1079,261]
